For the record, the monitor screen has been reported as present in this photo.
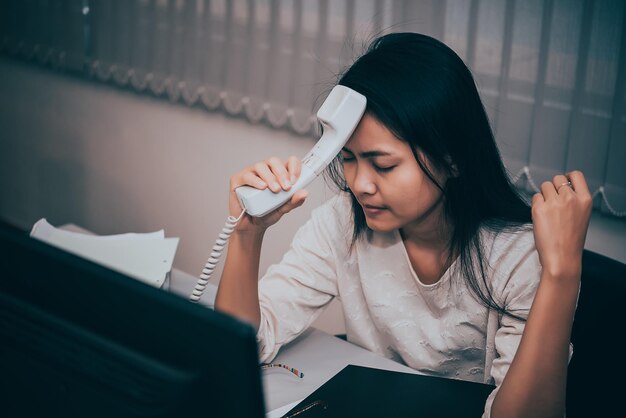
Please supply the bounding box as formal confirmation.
[0,220,266,418]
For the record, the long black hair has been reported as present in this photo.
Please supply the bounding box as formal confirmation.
[325,33,532,321]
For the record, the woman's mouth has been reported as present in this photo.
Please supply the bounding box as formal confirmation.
[362,204,388,216]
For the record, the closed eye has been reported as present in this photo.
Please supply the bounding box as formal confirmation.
[341,151,395,173]
[374,164,396,173]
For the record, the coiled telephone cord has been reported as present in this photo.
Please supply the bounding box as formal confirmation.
[189,209,246,303]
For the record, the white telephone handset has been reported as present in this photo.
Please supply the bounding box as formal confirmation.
[190,85,366,303]
[235,85,367,217]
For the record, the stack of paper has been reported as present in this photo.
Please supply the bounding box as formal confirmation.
[30,219,179,288]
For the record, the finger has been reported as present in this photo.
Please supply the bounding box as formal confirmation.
[266,157,292,190]
[540,181,558,201]
[291,189,308,206]
[552,174,573,195]
[253,162,282,192]
[531,192,544,205]
[286,155,301,185]
[277,189,308,215]
[241,171,268,190]
[567,170,591,198]
[531,193,544,221]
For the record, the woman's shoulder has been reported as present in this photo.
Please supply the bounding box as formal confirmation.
[310,193,353,223]
[481,223,536,262]
[304,192,354,244]
[480,224,541,292]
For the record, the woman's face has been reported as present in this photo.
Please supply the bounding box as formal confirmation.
[341,114,446,233]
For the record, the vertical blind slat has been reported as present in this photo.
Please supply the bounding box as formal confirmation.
[525,0,554,170]
[219,0,233,89]
[373,0,384,37]
[563,0,595,174]
[603,2,626,209]
[431,0,447,41]
[314,0,329,91]
[288,0,303,108]
[201,0,211,84]
[493,0,516,134]
[605,2,626,181]
[465,0,480,69]
[264,0,279,100]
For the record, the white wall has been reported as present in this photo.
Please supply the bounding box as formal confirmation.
[0,57,346,334]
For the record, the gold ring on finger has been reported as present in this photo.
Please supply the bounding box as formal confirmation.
[557,181,573,192]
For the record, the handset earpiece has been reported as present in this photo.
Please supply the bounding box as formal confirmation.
[235,85,366,217]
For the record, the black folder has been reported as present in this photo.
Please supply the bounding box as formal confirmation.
[283,365,495,417]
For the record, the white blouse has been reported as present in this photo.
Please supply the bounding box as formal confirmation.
[256,194,547,416]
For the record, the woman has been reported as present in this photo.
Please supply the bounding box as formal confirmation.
[215,33,592,417]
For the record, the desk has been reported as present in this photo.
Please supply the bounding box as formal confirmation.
[168,269,420,415]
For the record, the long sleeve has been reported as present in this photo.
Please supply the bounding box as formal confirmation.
[481,244,541,417]
[256,196,351,363]
[481,231,573,417]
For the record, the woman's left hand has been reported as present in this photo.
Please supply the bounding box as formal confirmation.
[531,170,593,281]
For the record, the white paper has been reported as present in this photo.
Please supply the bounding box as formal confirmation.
[30,218,178,287]
[31,219,165,241]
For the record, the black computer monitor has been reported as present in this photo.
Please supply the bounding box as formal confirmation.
[0,220,266,418]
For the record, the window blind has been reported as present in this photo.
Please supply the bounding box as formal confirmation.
[1,0,624,218]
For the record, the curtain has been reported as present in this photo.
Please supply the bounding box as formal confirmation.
[1,0,625,218]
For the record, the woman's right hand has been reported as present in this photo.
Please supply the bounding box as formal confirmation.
[229,156,308,233]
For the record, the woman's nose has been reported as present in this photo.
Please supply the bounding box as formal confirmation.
[351,166,377,196]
